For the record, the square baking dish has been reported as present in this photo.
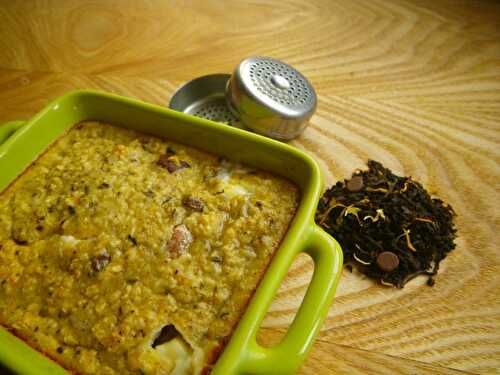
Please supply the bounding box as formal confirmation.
[0,90,342,375]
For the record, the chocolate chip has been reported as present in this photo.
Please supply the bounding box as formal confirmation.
[211,255,223,263]
[166,160,179,173]
[157,154,171,168]
[152,325,180,348]
[376,251,400,272]
[346,175,364,192]
[127,234,137,246]
[182,196,204,212]
[143,190,155,198]
[90,252,111,273]
[179,160,190,169]
[157,154,190,173]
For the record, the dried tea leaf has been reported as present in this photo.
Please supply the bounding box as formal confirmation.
[316,160,457,288]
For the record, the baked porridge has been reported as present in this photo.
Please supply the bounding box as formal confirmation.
[0,121,299,375]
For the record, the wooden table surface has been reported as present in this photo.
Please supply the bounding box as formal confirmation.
[1,1,499,374]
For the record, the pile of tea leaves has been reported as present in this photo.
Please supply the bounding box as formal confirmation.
[316,160,457,288]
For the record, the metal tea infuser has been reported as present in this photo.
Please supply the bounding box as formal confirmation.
[169,56,317,141]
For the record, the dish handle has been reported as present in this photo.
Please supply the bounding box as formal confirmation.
[243,225,343,374]
[0,121,26,146]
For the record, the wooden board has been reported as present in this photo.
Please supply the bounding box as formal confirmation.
[0,1,499,374]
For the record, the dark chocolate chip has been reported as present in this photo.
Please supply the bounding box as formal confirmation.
[91,252,111,273]
[157,154,171,168]
[346,175,364,192]
[152,325,180,348]
[179,160,190,169]
[166,159,179,173]
[376,251,400,272]
[211,256,223,263]
[143,190,155,198]
[13,238,27,246]
[182,196,204,212]
[127,234,137,246]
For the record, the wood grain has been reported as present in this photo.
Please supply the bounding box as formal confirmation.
[261,328,474,375]
[0,1,499,374]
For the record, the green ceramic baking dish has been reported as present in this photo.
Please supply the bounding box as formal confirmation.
[0,90,343,375]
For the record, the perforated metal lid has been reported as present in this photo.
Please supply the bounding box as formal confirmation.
[169,57,316,140]
[226,56,316,140]
[191,102,237,125]
[169,74,245,129]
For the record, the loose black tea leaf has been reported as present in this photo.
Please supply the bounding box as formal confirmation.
[316,160,457,288]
